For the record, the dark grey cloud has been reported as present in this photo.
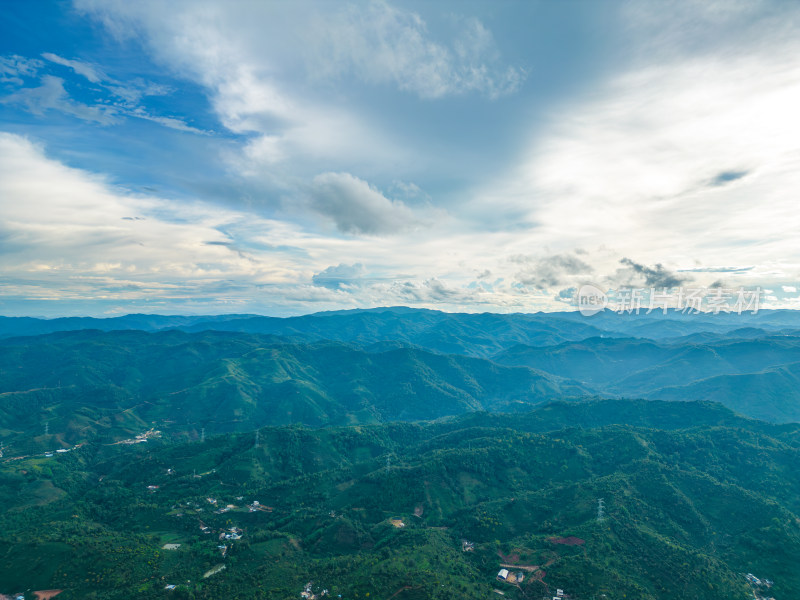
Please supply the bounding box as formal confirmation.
[513,253,592,290]
[309,172,419,235]
[312,263,366,289]
[389,278,471,303]
[619,258,691,288]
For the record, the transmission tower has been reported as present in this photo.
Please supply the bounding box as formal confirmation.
[597,498,606,522]
[254,429,260,449]
[200,427,205,443]
[45,422,49,436]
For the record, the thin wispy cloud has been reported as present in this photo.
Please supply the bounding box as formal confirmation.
[0,55,44,84]
[1,51,201,133]
[306,2,524,99]
[41,52,104,83]
[1,75,119,124]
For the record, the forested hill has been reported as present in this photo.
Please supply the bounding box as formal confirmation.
[0,329,588,454]
[0,400,797,599]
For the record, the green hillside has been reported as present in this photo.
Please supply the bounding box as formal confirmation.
[653,362,800,422]
[0,330,586,454]
[0,400,796,599]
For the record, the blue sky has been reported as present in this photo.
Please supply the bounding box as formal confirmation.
[1,0,799,317]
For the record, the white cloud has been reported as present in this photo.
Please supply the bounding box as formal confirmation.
[41,52,103,83]
[472,3,800,290]
[782,286,797,293]
[73,0,520,183]
[9,1,800,315]
[511,254,593,290]
[0,133,302,296]
[0,132,500,313]
[41,52,174,107]
[3,51,200,133]
[124,106,207,134]
[0,132,566,314]
[1,75,119,124]
[311,263,366,289]
[0,55,43,84]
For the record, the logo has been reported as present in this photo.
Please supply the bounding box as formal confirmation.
[576,283,607,316]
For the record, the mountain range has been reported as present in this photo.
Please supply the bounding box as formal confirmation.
[2,308,800,459]
[2,307,800,598]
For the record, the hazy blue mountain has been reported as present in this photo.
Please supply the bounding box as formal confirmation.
[652,361,800,422]
[0,313,256,338]
[494,334,800,422]
[5,307,800,358]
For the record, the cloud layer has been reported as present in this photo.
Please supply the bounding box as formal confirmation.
[1,1,799,315]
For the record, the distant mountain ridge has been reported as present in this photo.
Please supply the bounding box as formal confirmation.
[5,307,800,356]
[493,334,800,422]
[3,307,800,458]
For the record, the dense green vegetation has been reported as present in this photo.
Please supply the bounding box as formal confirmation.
[2,308,799,598]
[1,400,797,599]
[0,330,586,455]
